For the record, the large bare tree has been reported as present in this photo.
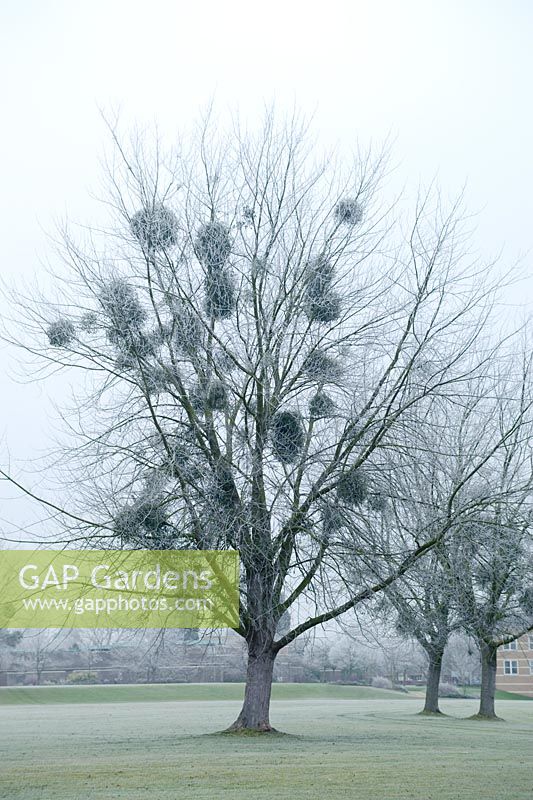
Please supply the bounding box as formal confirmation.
[2,112,515,731]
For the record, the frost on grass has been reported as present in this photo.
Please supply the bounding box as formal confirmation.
[130,204,179,251]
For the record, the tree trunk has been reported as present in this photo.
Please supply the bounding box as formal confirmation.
[228,640,277,732]
[478,641,499,719]
[423,650,444,714]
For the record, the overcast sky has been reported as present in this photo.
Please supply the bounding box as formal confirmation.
[1,0,532,536]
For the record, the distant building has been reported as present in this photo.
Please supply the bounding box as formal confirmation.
[496,633,533,697]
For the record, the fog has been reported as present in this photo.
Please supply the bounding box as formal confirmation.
[1,0,532,536]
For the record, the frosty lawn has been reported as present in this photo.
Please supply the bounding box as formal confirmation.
[0,685,531,799]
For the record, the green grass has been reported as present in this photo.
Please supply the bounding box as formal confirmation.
[0,685,531,800]
[0,681,408,706]
[403,684,532,700]
[460,685,533,701]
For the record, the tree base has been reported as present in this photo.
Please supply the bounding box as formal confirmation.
[221,722,282,735]
[417,709,445,717]
[468,713,504,722]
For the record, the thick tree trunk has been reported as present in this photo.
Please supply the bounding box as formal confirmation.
[477,641,499,719]
[228,641,277,732]
[423,650,443,714]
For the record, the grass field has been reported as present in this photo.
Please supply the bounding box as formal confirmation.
[0,681,411,705]
[0,683,531,800]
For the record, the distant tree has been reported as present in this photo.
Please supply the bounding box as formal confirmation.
[22,630,59,685]
[453,373,533,719]
[389,548,458,713]
[456,525,532,717]
[2,110,519,731]
[363,364,533,715]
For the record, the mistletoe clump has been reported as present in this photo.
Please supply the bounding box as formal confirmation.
[211,459,239,509]
[302,349,342,383]
[270,410,305,464]
[304,255,341,323]
[309,390,335,419]
[100,278,147,342]
[322,501,344,533]
[108,330,156,363]
[171,303,204,353]
[337,466,368,506]
[114,496,170,543]
[214,347,237,373]
[142,363,170,396]
[114,349,137,372]
[308,293,342,323]
[196,221,232,270]
[334,197,363,226]
[130,204,178,250]
[369,493,388,512]
[46,318,76,347]
[150,307,204,356]
[207,380,228,411]
[79,311,99,334]
[306,254,335,295]
[204,270,236,319]
[190,380,228,412]
[162,428,204,481]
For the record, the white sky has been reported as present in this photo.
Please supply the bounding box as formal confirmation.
[0,0,532,535]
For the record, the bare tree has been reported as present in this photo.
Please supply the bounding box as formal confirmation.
[21,629,61,685]
[388,548,458,714]
[0,628,23,685]
[1,110,516,731]
[454,420,533,719]
[345,359,533,716]
[379,399,486,715]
